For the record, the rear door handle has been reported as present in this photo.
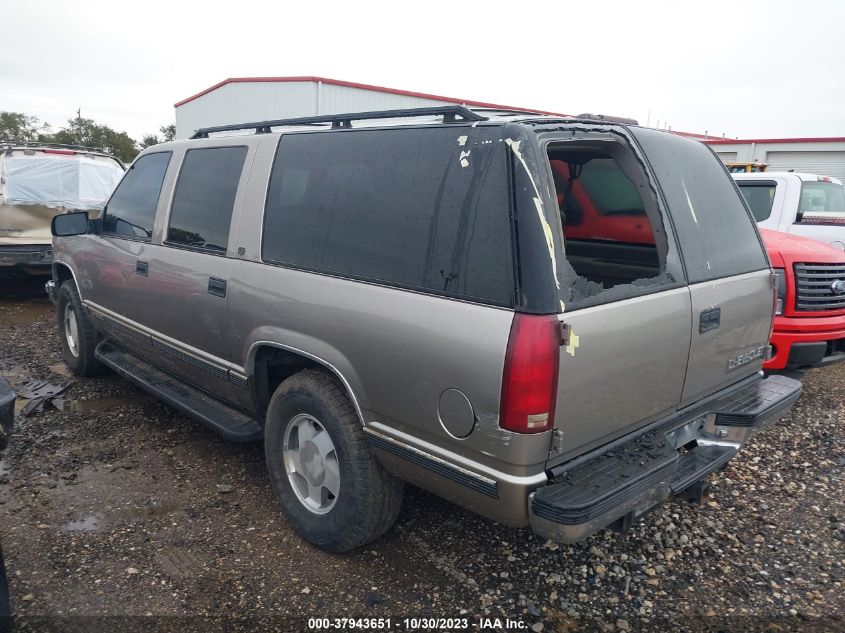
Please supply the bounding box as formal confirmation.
[136,260,149,277]
[699,307,721,334]
[208,277,227,298]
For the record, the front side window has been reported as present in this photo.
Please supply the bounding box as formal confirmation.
[102,152,171,239]
[166,147,247,253]
[797,181,845,219]
[737,181,777,222]
[262,128,514,306]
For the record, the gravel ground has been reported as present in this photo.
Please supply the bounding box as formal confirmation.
[0,277,843,632]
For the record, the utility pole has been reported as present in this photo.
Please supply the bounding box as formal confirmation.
[75,108,82,143]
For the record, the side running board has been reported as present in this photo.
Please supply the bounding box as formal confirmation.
[95,340,262,442]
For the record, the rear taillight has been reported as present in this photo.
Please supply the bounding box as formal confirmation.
[499,314,560,434]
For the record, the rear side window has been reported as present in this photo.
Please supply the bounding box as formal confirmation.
[548,141,680,310]
[102,152,171,239]
[262,128,514,306]
[631,128,768,283]
[166,147,247,253]
[737,181,777,222]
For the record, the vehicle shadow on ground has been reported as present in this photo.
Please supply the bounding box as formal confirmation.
[0,275,49,301]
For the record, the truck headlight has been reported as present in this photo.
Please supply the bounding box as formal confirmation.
[774,268,786,315]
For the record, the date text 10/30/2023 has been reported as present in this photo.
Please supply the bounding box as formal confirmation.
[307,617,530,630]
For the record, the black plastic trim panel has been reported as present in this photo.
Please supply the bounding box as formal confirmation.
[150,338,229,381]
[366,432,499,498]
[88,307,248,390]
[230,373,249,390]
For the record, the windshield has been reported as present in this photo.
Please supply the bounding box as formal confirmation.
[2,153,124,211]
[799,181,845,215]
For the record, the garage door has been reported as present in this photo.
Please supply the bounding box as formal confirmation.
[766,151,845,182]
[716,152,737,163]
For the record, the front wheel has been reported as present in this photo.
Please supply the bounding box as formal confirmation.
[264,370,403,552]
[56,281,103,377]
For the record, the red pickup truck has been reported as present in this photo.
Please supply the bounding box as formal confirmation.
[761,228,845,371]
[552,160,845,372]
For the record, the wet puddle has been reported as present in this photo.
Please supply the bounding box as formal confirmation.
[59,500,181,534]
[61,514,104,532]
[0,300,52,327]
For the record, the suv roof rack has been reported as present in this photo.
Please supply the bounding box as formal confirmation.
[469,107,556,118]
[0,139,117,155]
[190,105,489,139]
[574,113,639,126]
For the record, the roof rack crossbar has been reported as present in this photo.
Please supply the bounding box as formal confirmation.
[190,105,488,139]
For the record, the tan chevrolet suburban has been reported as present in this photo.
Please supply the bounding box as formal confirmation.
[48,107,801,552]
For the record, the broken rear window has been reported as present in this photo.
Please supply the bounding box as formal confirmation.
[548,138,682,310]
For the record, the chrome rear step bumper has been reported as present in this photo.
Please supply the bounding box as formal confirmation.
[529,374,801,543]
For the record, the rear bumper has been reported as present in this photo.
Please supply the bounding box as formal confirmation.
[528,374,801,544]
[0,243,53,271]
[766,315,845,370]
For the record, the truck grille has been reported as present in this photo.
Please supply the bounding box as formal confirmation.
[794,263,845,311]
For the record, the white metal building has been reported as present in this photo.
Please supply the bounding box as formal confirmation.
[174,76,564,139]
[704,137,845,181]
[174,78,845,180]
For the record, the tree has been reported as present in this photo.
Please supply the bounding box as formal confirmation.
[139,123,176,149]
[0,112,48,142]
[3,109,151,164]
[44,111,139,164]
[139,134,161,150]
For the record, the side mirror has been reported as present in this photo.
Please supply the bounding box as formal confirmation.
[51,212,90,237]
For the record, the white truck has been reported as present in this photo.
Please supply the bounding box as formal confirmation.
[733,172,845,250]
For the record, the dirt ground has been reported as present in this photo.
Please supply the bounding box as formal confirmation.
[0,276,843,633]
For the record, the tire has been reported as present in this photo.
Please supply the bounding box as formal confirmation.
[264,369,403,553]
[57,280,103,377]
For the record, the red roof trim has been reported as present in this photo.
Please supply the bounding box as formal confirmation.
[702,136,845,145]
[174,76,569,116]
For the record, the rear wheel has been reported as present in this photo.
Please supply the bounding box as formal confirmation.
[264,370,403,552]
[57,281,103,377]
